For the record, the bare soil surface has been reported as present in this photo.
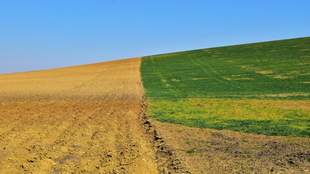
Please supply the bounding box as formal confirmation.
[153,121,310,174]
[0,58,158,174]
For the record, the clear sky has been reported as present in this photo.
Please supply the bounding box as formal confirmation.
[0,0,309,73]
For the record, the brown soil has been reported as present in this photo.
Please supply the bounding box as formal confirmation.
[153,121,310,174]
[0,58,158,174]
[141,101,191,174]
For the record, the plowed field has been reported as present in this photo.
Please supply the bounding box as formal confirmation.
[0,58,158,173]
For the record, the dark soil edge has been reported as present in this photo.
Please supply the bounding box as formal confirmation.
[139,97,191,174]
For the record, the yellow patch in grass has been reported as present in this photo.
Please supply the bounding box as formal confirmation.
[256,70,274,75]
[192,77,208,80]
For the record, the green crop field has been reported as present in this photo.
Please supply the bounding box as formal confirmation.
[141,37,310,137]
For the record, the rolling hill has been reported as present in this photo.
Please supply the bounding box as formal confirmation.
[141,37,310,173]
[141,37,310,137]
[0,59,159,173]
[0,37,309,174]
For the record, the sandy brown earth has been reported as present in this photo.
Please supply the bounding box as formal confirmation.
[0,58,158,174]
[153,121,310,174]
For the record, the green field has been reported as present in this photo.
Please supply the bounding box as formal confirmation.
[141,37,310,137]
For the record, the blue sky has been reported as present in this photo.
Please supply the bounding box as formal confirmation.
[0,0,309,73]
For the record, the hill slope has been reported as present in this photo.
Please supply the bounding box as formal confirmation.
[142,37,310,136]
[0,59,158,173]
[141,37,310,173]
[142,37,310,99]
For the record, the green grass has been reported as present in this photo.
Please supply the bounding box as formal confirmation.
[141,37,310,137]
[148,99,310,137]
[142,37,310,99]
